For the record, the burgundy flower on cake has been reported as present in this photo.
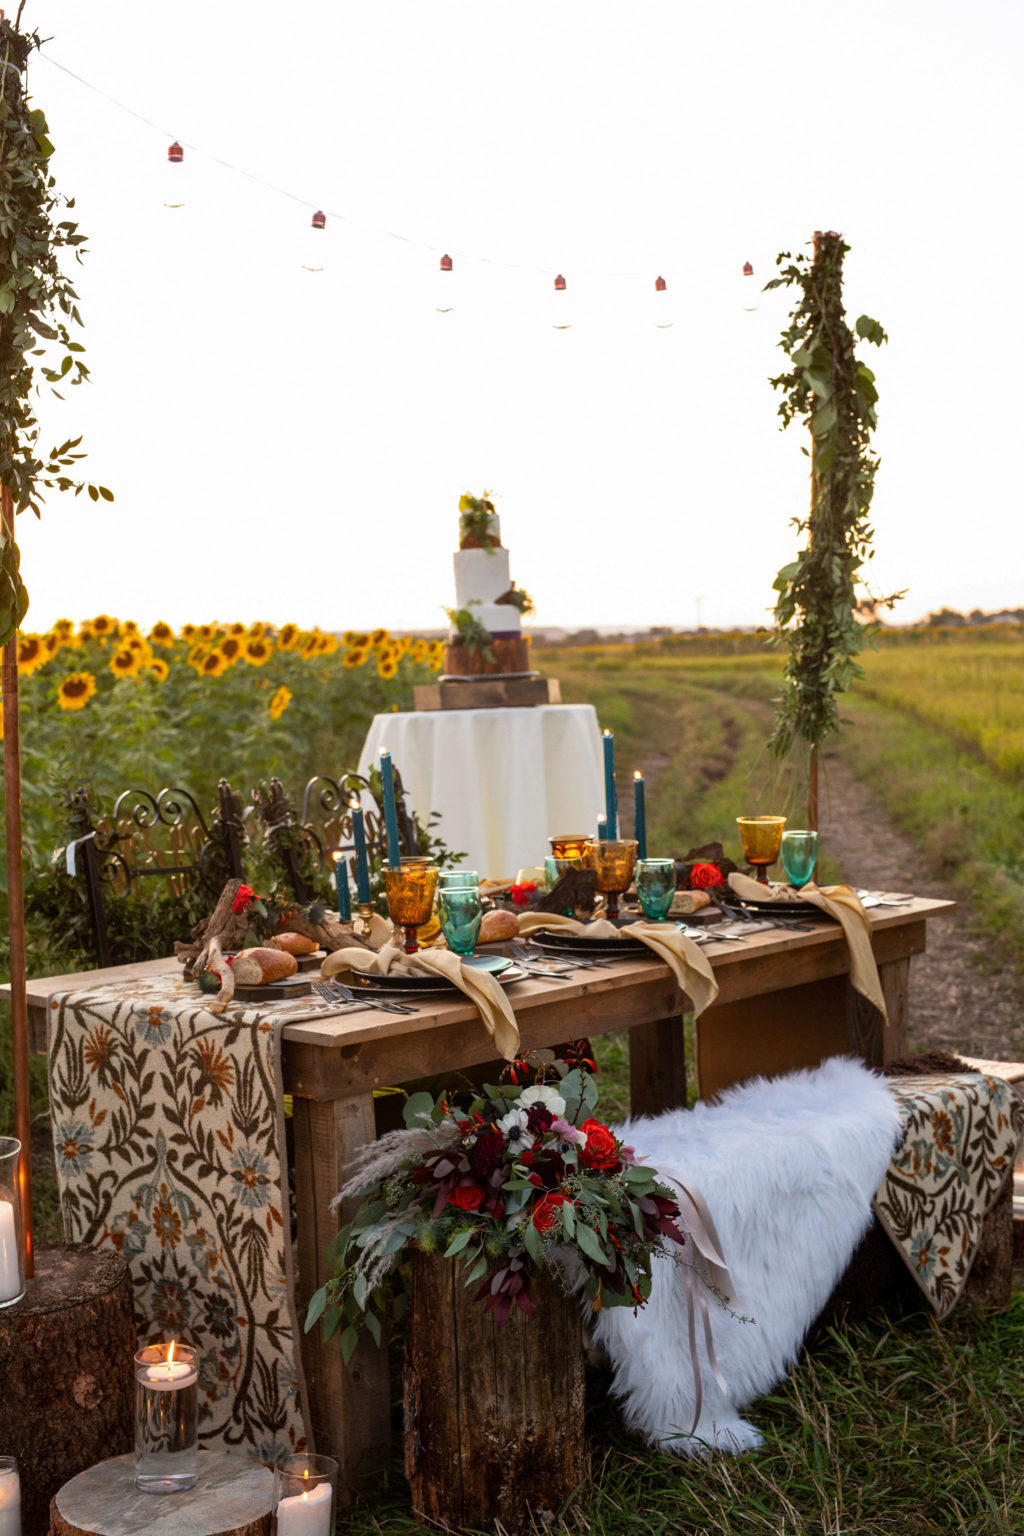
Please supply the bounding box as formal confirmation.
[689,862,723,890]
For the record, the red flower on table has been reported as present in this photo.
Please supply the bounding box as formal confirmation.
[510,882,537,906]
[231,883,256,913]
[578,1119,620,1171]
[448,1183,484,1212]
[689,862,723,890]
[531,1191,568,1232]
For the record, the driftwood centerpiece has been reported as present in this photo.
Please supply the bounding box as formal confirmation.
[0,1244,135,1536]
[173,878,371,1011]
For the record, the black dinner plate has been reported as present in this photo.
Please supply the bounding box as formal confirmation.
[348,954,515,994]
[530,931,648,958]
[719,897,838,921]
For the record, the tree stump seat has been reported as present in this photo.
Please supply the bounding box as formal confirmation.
[48,1452,273,1536]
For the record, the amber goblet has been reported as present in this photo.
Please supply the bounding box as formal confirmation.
[382,863,439,953]
[586,837,639,921]
[550,835,591,862]
[736,815,787,885]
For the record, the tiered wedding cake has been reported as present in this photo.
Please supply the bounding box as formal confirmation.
[445,495,531,676]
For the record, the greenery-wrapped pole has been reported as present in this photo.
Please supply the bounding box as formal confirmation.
[766,231,900,830]
[0,10,110,1259]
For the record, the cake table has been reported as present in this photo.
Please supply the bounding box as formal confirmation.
[359,704,603,877]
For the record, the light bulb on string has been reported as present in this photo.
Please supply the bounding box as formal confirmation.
[552,273,572,329]
[301,210,327,271]
[436,253,454,313]
[653,274,674,329]
[162,140,185,209]
[741,260,758,311]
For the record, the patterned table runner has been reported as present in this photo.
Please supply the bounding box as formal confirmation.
[876,1073,1024,1318]
[47,973,341,1461]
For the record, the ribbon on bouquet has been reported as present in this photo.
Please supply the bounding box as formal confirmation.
[516,912,719,1016]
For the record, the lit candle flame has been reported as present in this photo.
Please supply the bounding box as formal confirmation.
[167,1340,175,1367]
[634,770,643,781]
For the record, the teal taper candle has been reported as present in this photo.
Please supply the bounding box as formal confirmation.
[633,771,647,860]
[602,730,618,838]
[379,748,403,870]
[597,814,609,841]
[333,851,351,921]
[351,803,372,902]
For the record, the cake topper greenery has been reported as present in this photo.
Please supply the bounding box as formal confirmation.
[444,601,496,661]
[458,491,501,553]
[496,584,535,616]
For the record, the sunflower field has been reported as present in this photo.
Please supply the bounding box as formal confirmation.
[2,617,445,973]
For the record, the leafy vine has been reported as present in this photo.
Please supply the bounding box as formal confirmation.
[0,11,111,645]
[766,231,901,766]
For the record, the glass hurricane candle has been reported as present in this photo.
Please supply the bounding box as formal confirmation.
[273,1454,337,1536]
[586,838,638,921]
[736,816,787,885]
[0,1139,26,1310]
[382,864,439,953]
[134,1342,199,1492]
[0,1456,20,1536]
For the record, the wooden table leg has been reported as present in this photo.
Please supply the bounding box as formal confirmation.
[845,956,910,1068]
[628,1013,687,1119]
[291,1093,391,1497]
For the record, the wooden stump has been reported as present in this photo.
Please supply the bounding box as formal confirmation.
[962,1173,1015,1311]
[404,1252,585,1535]
[49,1451,272,1536]
[0,1244,136,1536]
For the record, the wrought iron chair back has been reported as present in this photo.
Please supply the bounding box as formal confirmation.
[301,769,419,879]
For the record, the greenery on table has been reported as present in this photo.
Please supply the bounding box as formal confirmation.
[0,14,111,642]
[765,232,900,770]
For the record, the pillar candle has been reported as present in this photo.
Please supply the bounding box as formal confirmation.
[597,814,609,841]
[378,749,403,870]
[350,805,372,903]
[332,853,351,921]
[277,1478,332,1536]
[0,1201,20,1305]
[602,730,618,838]
[633,771,647,860]
[0,1460,21,1536]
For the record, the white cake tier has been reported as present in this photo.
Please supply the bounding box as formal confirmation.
[454,547,511,606]
[450,602,522,636]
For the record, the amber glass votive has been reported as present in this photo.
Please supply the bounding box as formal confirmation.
[586,838,639,921]
[550,835,591,862]
[382,864,439,953]
[736,815,787,884]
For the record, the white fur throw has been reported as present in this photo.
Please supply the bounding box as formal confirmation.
[592,1056,902,1456]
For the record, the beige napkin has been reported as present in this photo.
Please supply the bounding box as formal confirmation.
[321,943,520,1061]
[727,871,886,1019]
[516,912,719,1017]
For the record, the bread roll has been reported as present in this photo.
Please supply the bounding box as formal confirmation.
[273,931,319,956]
[478,908,519,943]
[230,947,298,985]
[669,889,711,916]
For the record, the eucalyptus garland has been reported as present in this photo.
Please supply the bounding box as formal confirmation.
[765,232,900,764]
[0,12,110,646]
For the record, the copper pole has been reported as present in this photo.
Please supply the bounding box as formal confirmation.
[2,484,32,1274]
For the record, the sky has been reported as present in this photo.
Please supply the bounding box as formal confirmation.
[13,0,1024,634]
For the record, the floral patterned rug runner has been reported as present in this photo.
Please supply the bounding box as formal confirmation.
[876,1073,1024,1318]
[46,974,340,1461]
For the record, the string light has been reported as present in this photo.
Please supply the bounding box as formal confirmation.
[167,140,183,163]
[552,273,571,329]
[741,260,757,311]
[654,274,673,329]
[437,253,454,312]
[311,210,326,230]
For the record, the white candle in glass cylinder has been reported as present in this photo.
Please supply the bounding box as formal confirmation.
[143,1342,197,1390]
[0,1460,21,1536]
[0,1201,20,1305]
[276,1478,332,1536]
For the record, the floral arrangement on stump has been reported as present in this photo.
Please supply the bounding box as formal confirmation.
[306,1056,689,1360]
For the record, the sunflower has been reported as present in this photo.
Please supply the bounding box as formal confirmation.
[148,621,176,647]
[200,651,227,678]
[126,635,152,659]
[243,637,272,666]
[197,623,218,642]
[16,635,47,676]
[77,621,95,643]
[186,642,207,668]
[342,630,356,646]
[277,623,300,650]
[148,659,170,682]
[347,631,370,649]
[109,645,141,678]
[217,636,243,665]
[315,631,339,656]
[57,671,98,710]
[300,635,321,660]
[410,639,428,663]
[248,621,268,640]
[118,620,139,637]
[269,685,292,721]
[370,627,389,648]
[90,614,117,637]
[42,632,60,658]
[377,653,399,680]
[53,618,75,640]
[227,621,247,636]
[181,624,198,641]
[343,647,367,669]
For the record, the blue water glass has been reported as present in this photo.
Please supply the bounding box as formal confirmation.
[437,869,480,890]
[781,830,818,888]
[635,858,676,922]
[438,884,483,954]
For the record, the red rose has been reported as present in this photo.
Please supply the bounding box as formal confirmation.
[510,882,537,907]
[448,1184,484,1212]
[531,1191,568,1233]
[579,1119,620,1171]
[689,862,722,890]
[232,883,256,913]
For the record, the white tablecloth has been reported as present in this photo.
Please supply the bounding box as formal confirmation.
[360,705,604,879]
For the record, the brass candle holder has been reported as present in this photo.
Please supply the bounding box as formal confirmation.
[382,863,439,953]
[350,902,377,943]
[736,815,787,885]
[585,837,638,921]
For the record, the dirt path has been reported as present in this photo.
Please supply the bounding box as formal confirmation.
[818,739,1024,1061]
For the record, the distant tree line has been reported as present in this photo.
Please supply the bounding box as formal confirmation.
[922,606,1024,627]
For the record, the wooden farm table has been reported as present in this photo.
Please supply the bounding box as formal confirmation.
[13,895,953,1496]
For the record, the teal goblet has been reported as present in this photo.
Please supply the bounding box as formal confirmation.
[437,869,480,890]
[635,858,676,922]
[438,882,483,955]
[781,830,818,889]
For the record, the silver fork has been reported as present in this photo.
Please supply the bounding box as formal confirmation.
[312,981,364,1010]
[330,981,418,1016]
